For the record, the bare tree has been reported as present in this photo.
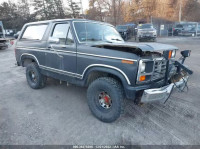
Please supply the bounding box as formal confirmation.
[87,0,125,25]
[67,0,81,18]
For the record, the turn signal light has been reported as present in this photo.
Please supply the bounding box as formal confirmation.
[122,60,134,64]
[168,51,172,59]
[139,76,146,81]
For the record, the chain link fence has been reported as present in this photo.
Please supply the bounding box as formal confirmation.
[152,17,200,37]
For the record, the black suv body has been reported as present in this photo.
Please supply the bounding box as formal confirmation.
[15,19,192,122]
[0,25,8,50]
[116,25,131,40]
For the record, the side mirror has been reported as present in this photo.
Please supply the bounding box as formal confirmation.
[14,34,19,39]
[181,50,191,58]
[48,37,59,44]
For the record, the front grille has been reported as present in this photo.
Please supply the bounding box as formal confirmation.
[119,32,124,35]
[143,33,153,36]
[152,58,167,81]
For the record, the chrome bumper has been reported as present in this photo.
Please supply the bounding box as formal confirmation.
[174,76,189,90]
[141,76,189,103]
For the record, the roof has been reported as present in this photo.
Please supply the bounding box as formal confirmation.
[25,19,111,26]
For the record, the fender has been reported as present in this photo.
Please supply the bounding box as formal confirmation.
[20,53,40,66]
[82,64,131,86]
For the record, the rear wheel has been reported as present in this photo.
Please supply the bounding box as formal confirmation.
[26,62,47,89]
[87,77,124,123]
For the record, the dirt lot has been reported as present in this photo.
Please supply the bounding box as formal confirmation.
[0,37,200,145]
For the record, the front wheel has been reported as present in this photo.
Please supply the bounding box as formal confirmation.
[26,62,47,89]
[136,36,140,42]
[87,77,124,123]
[153,38,157,42]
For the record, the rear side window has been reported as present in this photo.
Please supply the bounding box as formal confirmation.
[22,24,47,40]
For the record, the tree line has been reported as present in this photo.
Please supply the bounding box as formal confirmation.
[0,0,200,31]
[86,0,200,25]
[0,0,82,30]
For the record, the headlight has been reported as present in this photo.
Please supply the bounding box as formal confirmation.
[171,50,176,58]
[140,62,146,73]
[138,31,142,35]
[137,60,154,84]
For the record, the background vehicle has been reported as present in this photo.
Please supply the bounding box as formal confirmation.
[15,19,192,123]
[180,25,200,36]
[135,23,157,42]
[5,29,15,37]
[125,23,136,36]
[0,21,8,50]
[14,31,21,39]
[170,23,198,36]
[116,25,132,40]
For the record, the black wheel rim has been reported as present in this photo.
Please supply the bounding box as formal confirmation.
[29,70,37,83]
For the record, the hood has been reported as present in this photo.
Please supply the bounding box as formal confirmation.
[117,29,128,32]
[91,42,178,52]
[138,29,155,31]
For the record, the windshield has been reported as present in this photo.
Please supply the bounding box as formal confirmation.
[138,24,153,29]
[74,22,124,43]
[116,26,128,30]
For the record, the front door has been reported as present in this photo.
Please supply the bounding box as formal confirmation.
[46,22,77,79]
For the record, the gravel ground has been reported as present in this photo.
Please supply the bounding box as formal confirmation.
[0,37,200,145]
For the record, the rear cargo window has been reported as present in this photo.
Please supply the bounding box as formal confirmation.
[22,24,47,40]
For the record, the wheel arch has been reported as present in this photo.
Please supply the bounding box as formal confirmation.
[82,64,131,87]
[20,53,39,67]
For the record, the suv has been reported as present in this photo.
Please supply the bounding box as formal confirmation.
[0,24,8,50]
[15,19,192,122]
[135,24,157,42]
[172,23,197,36]
[116,25,131,40]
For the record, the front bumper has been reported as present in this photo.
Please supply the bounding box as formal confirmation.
[140,76,189,103]
[138,34,156,39]
[141,83,174,103]
[0,43,8,48]
[119,32,127,37]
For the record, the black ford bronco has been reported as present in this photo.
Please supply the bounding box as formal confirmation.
[15,19,193,122]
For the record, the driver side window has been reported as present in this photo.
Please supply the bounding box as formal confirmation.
[66,28,74,45]
[52,23,74,45]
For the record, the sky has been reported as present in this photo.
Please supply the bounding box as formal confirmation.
[0,0,89,11]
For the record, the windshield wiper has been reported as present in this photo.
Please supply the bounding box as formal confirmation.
[104,40,112,43]
[86,38,101,41]
[111,38,122,41]
[86,38,113,43]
